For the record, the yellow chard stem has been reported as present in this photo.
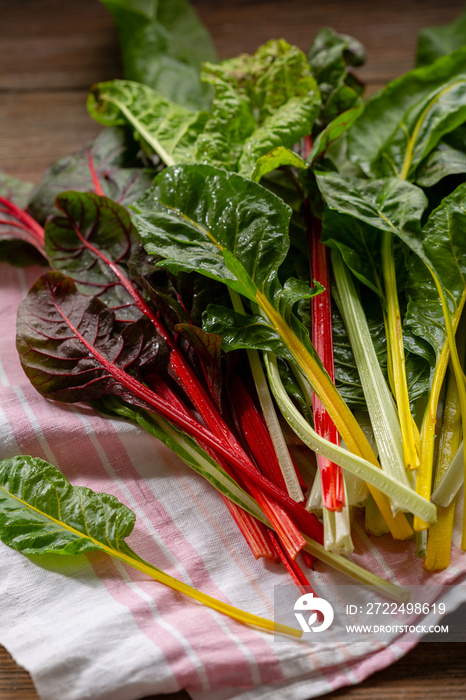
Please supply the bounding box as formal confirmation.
[415,287,466,532]
[425,335,464,569]
[261,296,379,467]
[110,548,301,638]
[1,472,300,638]
[263,301,412,538]
[382,230,419,471]
[422,272,466,548]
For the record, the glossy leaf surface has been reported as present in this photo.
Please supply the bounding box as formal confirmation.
[198,40,320,176]
[0,454,136,556]
[346,47,466,176]
[404,182,466,364]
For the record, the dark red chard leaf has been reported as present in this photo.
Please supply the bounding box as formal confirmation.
[28,127,158,225]
[45,191,142,322]
[129,244,231,333]
[45,190,233,443]
[16,272,168,406]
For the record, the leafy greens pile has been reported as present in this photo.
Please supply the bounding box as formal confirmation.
[1,0,466,631]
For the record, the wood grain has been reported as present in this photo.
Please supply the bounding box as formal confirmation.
[1,0,465,698]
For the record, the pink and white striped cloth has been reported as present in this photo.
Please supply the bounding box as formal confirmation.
[1,262,465,700]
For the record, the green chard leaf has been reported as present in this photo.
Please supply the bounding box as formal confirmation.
[403,181,466,365]
[320,207,384,297]
[346,46,466,176]
[131,164,321,344]
[28,128,158,225]
[415,123,466,188]
[88,80,209,167]
[0,454,286,635]
[307,105,364,166]
[197,40,321,176]
[315,172,429,256]
[202,305,298,364]
[0,454,137,557]
[88,40,320,177]
[307,27,365,134]
[416,6,466,67]
[372,78,466,180]
[415,140,466,187]
[251,147,307,184]
[100,0,217,110]
[131,163,382,469]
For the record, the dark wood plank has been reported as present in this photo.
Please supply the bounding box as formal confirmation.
[193,0,465,81]
[0,646,38,700]
[0,0,120,91]
[2,639,466,700]
[0,90,103,182]
[0,0,464,182]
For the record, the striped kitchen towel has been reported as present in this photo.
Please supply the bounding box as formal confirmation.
[1,262,465,700]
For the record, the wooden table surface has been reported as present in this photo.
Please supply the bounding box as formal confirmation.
[1,0,466,698]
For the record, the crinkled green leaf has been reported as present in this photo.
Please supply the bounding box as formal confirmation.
[88,41,320,178]
[416,7,466,67]
[132,164,321,334]
[100,0,216,110]
[28,128,158,225]
[132,164,293,296]
[196,40,320,176]
[346,47,466,176]
[88,80,209,166]
[131,163,379,465]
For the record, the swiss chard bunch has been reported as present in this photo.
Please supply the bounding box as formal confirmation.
[1,0,466,632]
